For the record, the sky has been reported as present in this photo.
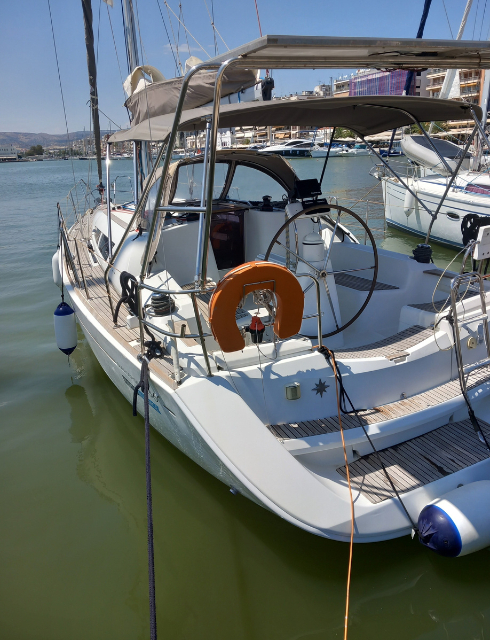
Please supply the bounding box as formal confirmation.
[1,0,490,134]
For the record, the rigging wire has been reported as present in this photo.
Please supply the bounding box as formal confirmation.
[480,0,489,39]
[441,0,454,38]
[472,0,481,39]
[95,0,102,62]
[46,0,79,194]
[164,1,211,59]
[107,3,126,93]
[155,0,180,72]
[164,1,184,74]
[203,0,230,51]
[253,0,263,36]
[204,0,218,55]
[176,3,182,61]
[179,3,192,58]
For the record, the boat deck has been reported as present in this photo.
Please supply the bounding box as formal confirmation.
[337,418,490,503]
[66,221,177,388]
[268,366,490,439]
[334,272,398,291]
[335,324,432,360]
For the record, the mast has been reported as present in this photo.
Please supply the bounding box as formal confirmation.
[436,0,473,101]
[81,0,103,183]
[121,0,140,71]
[402,0,433,95]
[121,0,147,200]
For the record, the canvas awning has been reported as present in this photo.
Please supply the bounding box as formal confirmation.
[110,95,481,143]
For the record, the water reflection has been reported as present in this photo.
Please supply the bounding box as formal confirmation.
[2,158,488,640]
[63,341,490,640]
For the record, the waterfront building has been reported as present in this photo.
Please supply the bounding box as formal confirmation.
[426,68,482,104]
[333,69,427,98]
[0,143,18,162]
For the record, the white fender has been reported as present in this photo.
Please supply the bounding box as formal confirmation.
[403,189,416,217]
[54,302,77,355]
[52,251,62,288]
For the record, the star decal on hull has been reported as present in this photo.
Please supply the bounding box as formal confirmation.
[312,378,329,398]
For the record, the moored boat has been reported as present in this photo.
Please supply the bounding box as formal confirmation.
[53,35,490,554]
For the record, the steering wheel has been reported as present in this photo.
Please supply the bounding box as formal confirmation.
[264,203,378,338]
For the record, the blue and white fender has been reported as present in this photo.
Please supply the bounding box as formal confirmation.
[54,302,77,355]
[418,481,490,557]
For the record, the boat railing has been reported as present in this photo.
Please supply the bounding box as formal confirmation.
[136,271,326,380]
[65,178,101,231]
[137,281,215,378]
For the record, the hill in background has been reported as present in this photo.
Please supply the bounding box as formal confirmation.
[0,131,113,149]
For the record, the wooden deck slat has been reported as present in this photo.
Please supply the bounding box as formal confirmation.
[65,220,176,385]
[269,368,490,440]
[335,325,433,360]
[334,273,398,291]
[337,419,490,503]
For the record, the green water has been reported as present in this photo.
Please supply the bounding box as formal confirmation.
[0,158,487,640]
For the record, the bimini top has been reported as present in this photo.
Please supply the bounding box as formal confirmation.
[109,95,481,143]
[203,34,490,69]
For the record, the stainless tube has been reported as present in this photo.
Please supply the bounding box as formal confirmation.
[106,142,112,260]
[296,273,323,348]
[156,206,207,213]
[139,61,221,287]
[167,319,182,384]
[103,142,167,317]
[195,119,212,285]
[133,141,139,203]
[191,292,213,377]
[200,58,240,286]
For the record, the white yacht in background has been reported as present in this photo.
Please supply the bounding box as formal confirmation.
[260,138,313,157]
[380,134,489,247]
[311,142,370,157]
[54,35,490,557]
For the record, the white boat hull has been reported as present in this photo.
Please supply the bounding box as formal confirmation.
[382,175,490,247]
[61,250,490,544]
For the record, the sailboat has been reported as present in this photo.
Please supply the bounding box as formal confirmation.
[53,32,490,556]
[381,0,490,248]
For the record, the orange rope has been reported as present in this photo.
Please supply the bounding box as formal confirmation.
[328,348,354,640]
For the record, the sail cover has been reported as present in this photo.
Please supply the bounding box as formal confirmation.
[125,67,258,125]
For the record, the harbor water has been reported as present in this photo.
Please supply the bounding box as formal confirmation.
[1,157,489,640]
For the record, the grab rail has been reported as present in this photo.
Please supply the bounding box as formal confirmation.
[136,282,214,378]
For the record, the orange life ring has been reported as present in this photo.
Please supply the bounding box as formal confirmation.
[208,261,304,352]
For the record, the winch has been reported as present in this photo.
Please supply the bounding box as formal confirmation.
[149,292,176,317]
